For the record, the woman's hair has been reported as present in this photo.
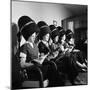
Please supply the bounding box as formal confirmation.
[37,21,51,40]
[51,29,59,41]
[49,25,56,31]
[65,29,74,42]
[57,26,63,31]
[21,23,39,41]
[66,34,73,41]
[18,15,39,41]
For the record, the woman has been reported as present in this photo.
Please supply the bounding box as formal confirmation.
[48,26,60,61]
[55,29,81,85]
[16,16,42,68]
[37,21,51,57]
[55,30,70,73]
[65,29,87,71]
[49,25,66,85]
[37,21,61,86]
[62,29,87,85]
[15,16,52,88]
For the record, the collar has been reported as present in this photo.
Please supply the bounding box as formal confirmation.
[26,41,34,48]
[41,40,49,47]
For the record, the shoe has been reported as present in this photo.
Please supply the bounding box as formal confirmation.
[81,68,87,72]
[43,79,49,87]
[73,77,86,85]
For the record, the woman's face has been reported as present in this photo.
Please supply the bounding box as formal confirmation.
[61,35,66,44]
[62,35,66,41]
[49,38,53,45]
[28,32,36,43]
[69,38,74,44]
[54,36,59,43]
[43,33,50,42]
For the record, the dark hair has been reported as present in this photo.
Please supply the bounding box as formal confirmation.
[21,23,39,41]
[18,16,33,31]
[51,29,59,40]
[37,21,51,40]
[57,26,63,31]
[39,30,50,40]
[65,29,74,42]
[59,30,65,38]
[18,16,40,41]
[66,34,74,41]
[49,25,56,31]
[66,29,73,36]
[37,21,48,28]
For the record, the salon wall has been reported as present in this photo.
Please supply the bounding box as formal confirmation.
[12,1,72,26]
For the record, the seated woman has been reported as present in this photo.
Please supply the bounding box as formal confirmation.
[37,21,61,86]
[16,16,51,87]
[65,29,87,71]
[17,16,40,68]
[55,29,84,85]
[48,25,60,61]
[37,21,51,58]
[55,29,71,73]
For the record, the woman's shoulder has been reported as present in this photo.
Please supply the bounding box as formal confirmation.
[38,41,46,48]
[38,41,44,45]
[20,43,29,48]
[38,41,49,54]
[20,43,31,51]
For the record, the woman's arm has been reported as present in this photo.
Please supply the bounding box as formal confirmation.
[64,43,74,53]
[20,52,33,68]
[34,53,49,64]
[76,61,87,69]
[59,45,68,54]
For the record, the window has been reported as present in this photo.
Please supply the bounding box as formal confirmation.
[67,21,74,32]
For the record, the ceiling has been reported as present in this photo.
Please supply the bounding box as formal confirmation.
[12,0,87,17]
[63,4,87,16]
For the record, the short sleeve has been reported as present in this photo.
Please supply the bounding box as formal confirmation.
[20,52,26,58]
[15,44,28,65]
[20,44,28,55]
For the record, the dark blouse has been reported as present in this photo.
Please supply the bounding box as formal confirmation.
[20,43,39,63]
[38,41,50,55]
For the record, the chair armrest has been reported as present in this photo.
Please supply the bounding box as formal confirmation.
[24,65,44,87]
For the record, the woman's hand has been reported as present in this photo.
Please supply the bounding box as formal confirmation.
[34,53,49,64]
[20,52,34,68]
[73,49,80,52]
[53,51,59,58]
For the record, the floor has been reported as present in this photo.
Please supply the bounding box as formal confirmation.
[64,72,87,86]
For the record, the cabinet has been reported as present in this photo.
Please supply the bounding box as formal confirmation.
[62,14,87,47]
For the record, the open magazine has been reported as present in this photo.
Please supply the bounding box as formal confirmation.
[33,54,49,64]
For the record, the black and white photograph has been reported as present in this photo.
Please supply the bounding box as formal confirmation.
[11,0,88,89]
